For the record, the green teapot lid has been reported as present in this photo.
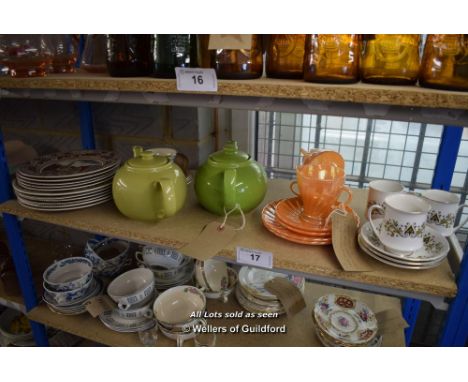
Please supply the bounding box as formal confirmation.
[128,146,169,168]
[211,141,249,164]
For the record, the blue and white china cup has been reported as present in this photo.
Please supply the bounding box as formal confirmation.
[84,238,130,277]
[43,277,93,305]
[43,257,93,292]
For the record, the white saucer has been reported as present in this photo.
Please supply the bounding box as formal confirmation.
[99,311,156,333]
[358,235,445,270]
[360,219,449,263]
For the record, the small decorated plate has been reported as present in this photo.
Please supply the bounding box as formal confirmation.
[313,294,378,345]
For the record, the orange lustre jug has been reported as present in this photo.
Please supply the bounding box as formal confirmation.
[266,34,305,79]
[303,34,360,83]
[419,34,468,91]
[361,34,421,85]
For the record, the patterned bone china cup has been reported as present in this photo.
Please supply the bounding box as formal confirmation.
[366,180,404,218]
[367,193,430,253]
[421,189,468,237]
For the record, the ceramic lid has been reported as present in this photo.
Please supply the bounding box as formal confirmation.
[128,147,169,169]
[210,141,249,164]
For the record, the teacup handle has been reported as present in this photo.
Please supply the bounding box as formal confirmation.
[339,186,352,205]
[367,204,385,241]
[144,308,154,319]
[135,251,145,264]
[289,181,299,196]
[224,168,237,211]
[118,300,130,311]
[453,204,468,232]
[155,179,177,219]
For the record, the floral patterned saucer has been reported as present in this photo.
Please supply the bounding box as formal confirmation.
[313,294,378,345]
[360,219,449,263]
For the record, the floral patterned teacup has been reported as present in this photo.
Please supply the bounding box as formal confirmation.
[421,189,468,237]
[367,193,430,253]
[366,180,404,218]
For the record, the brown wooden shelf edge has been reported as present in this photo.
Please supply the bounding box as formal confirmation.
[0,181,457,299]
[0,73,468,110]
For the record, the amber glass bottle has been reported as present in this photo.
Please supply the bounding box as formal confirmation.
[196,34,211,68]
[361,34,420,85]
[212,34,263,79]
[419,34,468,91]
[151,35,197,78]
[106,35,151,77]
[266,34,305,79]
[303,34,360,83]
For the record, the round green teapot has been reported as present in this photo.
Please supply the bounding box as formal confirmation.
[195,141,267,215]
[113,146,187,221]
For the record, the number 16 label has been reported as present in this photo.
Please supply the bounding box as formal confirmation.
[236,247,273,269]
[175,68,218,92]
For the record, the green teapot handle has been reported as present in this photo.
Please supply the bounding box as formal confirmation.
[224,168,237,211]
[154,179,177,219]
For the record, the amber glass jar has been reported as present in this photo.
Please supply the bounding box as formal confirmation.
[266,34,305,79]
[361,34,421,85]
[303,34,360,83]
[151,35,197,78]
[212,34,263,79]
[419,34,468,91]
[106,35,151,77]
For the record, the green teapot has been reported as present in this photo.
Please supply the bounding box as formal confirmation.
[195,141,267,215]
[113,146,187,221]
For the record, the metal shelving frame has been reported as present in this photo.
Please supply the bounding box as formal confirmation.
[0,79,467,347]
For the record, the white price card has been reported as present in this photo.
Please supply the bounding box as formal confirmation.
[175,68,218,92]
[236,247,273,269]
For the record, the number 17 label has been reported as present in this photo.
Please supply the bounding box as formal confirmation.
[236,247,273,269]
[175,68,218,92]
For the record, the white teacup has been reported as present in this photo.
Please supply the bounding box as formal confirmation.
[107,268,155,310]
[368,193,430,253]
[421,189,468,237]
[153,285,206,326]
[367,180,404,218]
[135,245,185,270]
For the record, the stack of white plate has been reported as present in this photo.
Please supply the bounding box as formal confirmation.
[313,294,381,347]
[13,150,120,211]
[236,267,305,315]
[358,218,450,270]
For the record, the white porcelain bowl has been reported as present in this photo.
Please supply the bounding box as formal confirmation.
[43,257,93,291]
[153,285,206,326]
[107,268,155,310]
[202,267,238,301]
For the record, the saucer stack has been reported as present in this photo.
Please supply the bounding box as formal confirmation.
[100,268,156,333]
[42,257,102,315]
[13,150,120,211]
[313,294,381,347]
[262,198,333,245]
[358,219,450,270]
[236,267,305,315]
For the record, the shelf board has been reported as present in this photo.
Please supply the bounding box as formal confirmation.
[0,179,457,299]
[0,73,468,110]
[27,282,405,347]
